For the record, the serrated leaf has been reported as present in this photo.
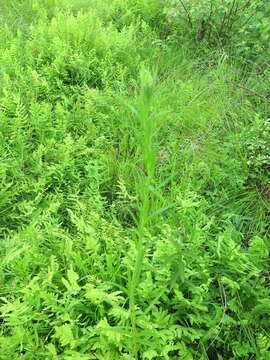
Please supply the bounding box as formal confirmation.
[143,349,158,360]
[85,285,123,305]
[62,269,80,295]
[54,324,74,347]
[46,343,57,357]
[109,306,130,321]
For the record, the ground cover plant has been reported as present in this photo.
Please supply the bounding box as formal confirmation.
[0,0,269,359]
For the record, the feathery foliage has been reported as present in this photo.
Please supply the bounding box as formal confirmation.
[0,1,269,359]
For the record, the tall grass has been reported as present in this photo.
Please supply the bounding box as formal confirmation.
[127,68,157,357]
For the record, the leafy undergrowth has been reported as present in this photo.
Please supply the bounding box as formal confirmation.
[0,1,269,359]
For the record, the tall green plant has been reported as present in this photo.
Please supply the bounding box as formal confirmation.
[127,68,157,357]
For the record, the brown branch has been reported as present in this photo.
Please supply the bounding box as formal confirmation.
[239,0,252,12]
[179,0,193,29]
[231,81,270,104]
[218,0,236,39]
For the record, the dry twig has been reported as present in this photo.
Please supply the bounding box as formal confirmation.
[231,81,270,104]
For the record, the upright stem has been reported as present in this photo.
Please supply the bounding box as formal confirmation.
[128,69,156,358]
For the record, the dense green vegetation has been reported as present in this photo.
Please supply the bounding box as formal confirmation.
[0,1,269,359]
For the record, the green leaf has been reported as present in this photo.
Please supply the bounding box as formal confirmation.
[54,324,74,347]
[62,269,81,295]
